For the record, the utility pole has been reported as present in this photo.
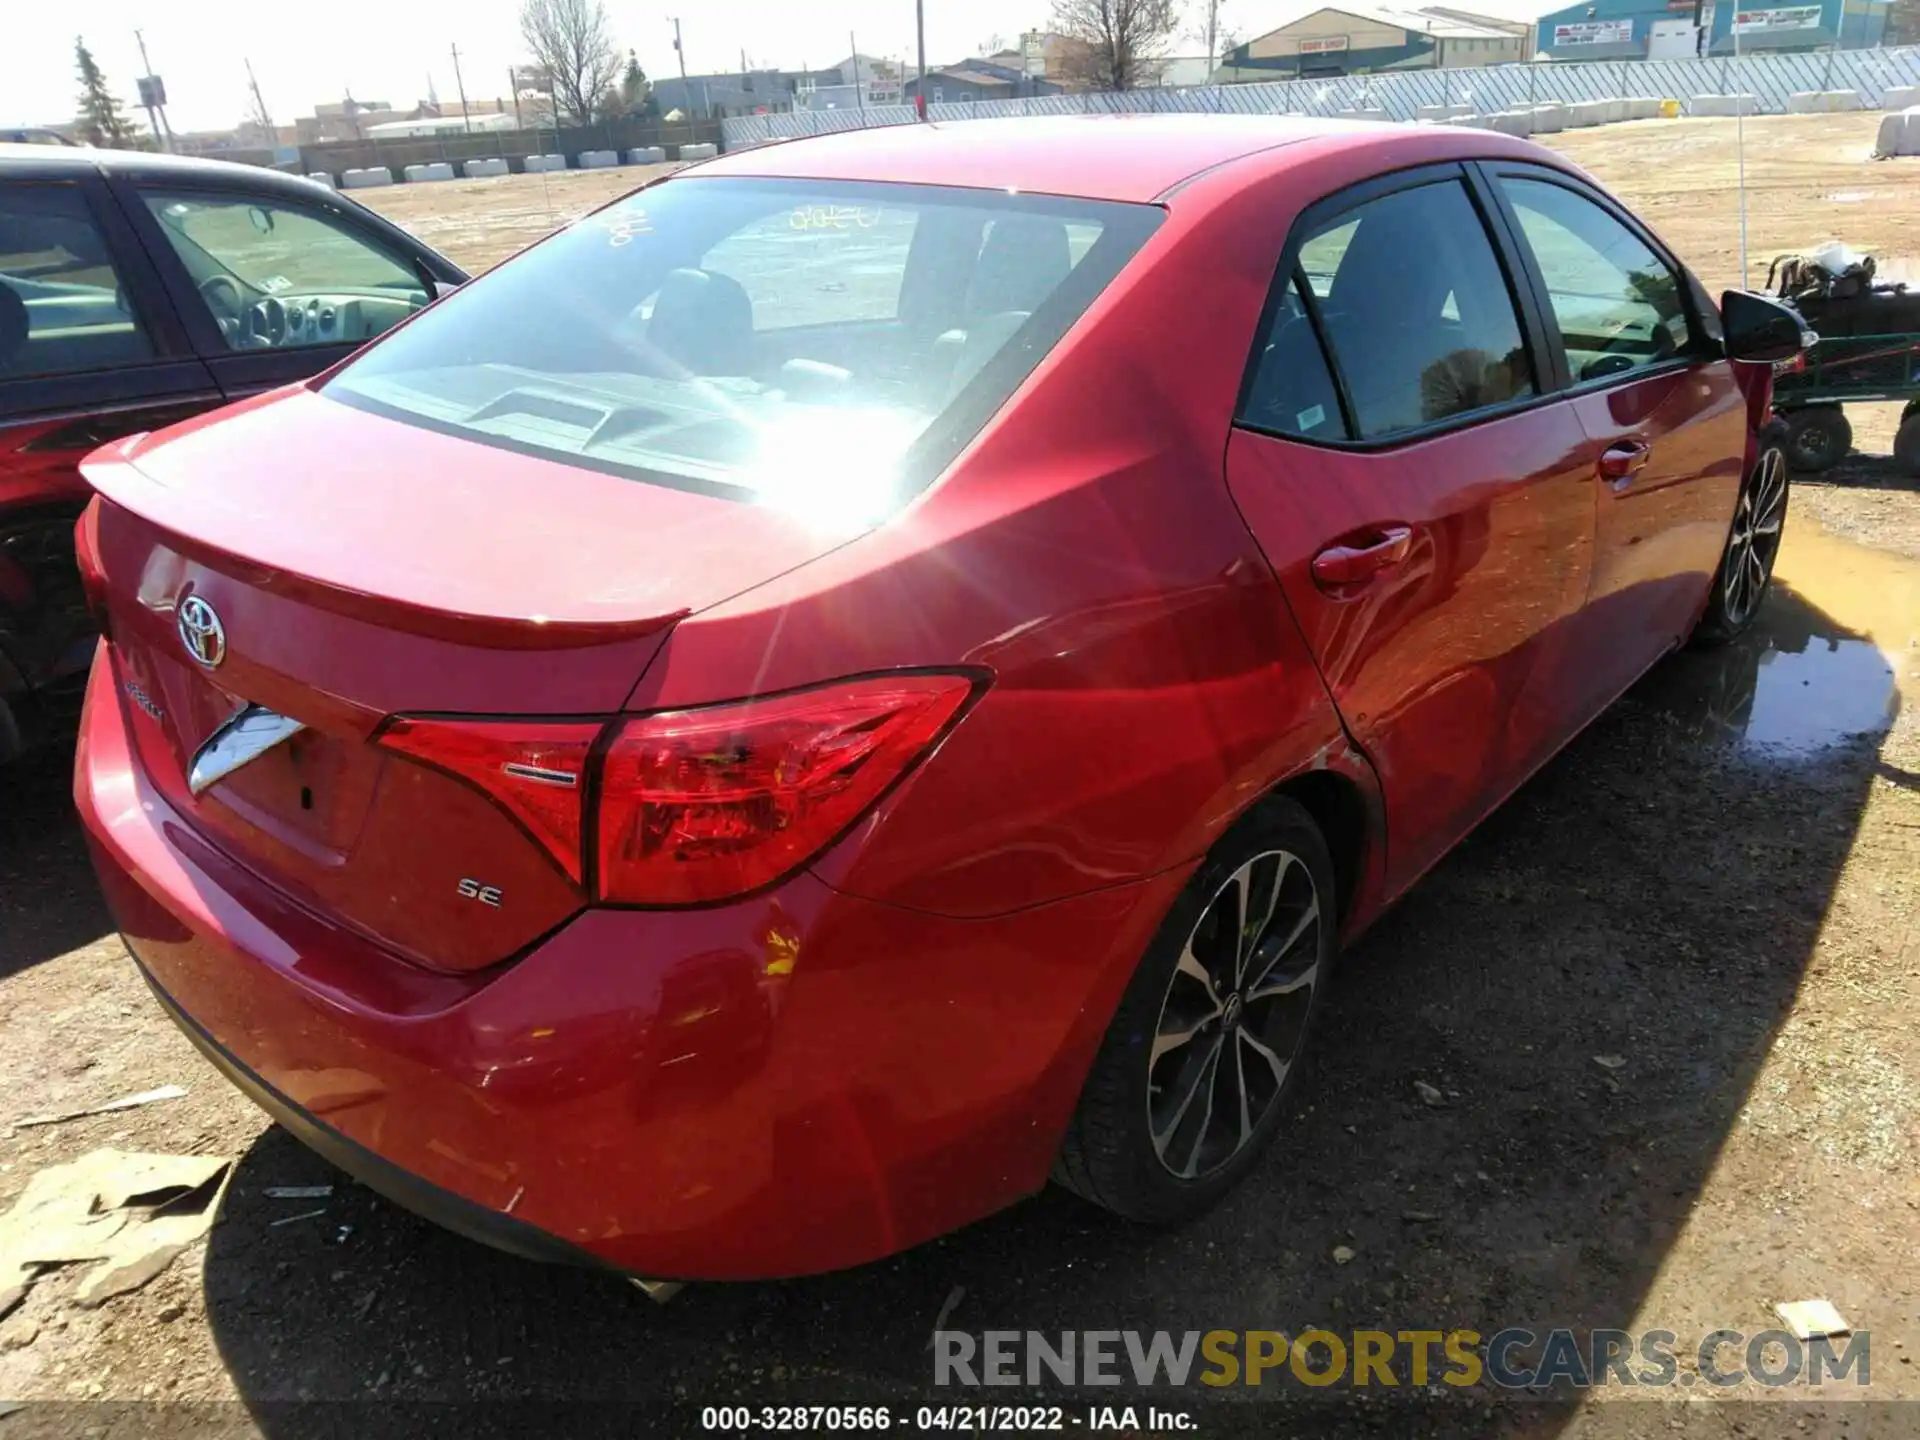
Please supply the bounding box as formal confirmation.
[1204,0,1219,74]
[133,29,174,151]
[451,43,473,131]
[244,57,274,131]
[672,17,692,115]
[915,0,928,119]
[508,68,523,128]
[851,30,865,112]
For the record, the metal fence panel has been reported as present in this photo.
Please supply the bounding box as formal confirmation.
[725,46,1920,147]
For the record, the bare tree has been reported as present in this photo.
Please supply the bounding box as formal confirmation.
[1051,0,1177,90]
[519,0,621,126]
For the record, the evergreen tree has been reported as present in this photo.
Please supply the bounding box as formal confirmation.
[74,37,138,148]
[620,50,650,111]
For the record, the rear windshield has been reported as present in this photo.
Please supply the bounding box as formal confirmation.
[325,177,1161,517]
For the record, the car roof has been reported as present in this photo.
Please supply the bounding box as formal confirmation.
[0,142,328,195]
[688,114,1436,205]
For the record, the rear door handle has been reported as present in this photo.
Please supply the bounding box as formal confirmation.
[1310,525,1414,592]
[1599,440,1653,488]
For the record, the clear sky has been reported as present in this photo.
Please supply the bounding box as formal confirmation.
[7,0,1559,134]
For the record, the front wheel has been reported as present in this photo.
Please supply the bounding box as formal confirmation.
[1053,799,1335,1224]
[1693,442,1789,647]
[1780,405,1850,473]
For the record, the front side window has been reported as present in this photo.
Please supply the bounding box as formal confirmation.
[1497,177,1693,384]
[1295,180,1533,440]
[140,190,428,352]
[0,181,153,381]
[325,177,1160,518]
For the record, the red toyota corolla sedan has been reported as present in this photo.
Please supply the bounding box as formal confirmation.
[73,116,1803,1283]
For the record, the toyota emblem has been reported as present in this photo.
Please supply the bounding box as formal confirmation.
[176,594,227,669]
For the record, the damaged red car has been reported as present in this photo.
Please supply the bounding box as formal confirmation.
[74,116,1803,1282]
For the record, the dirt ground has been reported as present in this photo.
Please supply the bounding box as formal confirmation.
[2,116,1919,1435]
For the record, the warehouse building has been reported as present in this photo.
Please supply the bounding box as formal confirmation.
[1534,0,1891,59]
[1218,5,1535,80]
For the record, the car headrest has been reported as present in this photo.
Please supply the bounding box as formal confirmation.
[0,285,29,371]
[647,268,754,375]
[968,217,1071,319]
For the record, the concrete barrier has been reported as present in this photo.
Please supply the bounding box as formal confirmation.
[1490,110,1534,136]
[677,142,718,160]
[1627,97,1664,119]
[306,172,335,188]
[1692,93,1759,116]
[1885,85,1920,111]
[341,167,394,189]
[1415,103,1473,121]
[462,157,510,178]
[1567,100,1607,127]
[1876,106,1920,156]
[1335,107,1389,120]
[401,162,455,182]
[1604,98,1627,123]
[626,145,667,164]
[523,153,567,172]
[1827,90,1864,111]
[578,149,620,168]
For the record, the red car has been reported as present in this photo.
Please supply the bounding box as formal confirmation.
[73,117,1804,1283]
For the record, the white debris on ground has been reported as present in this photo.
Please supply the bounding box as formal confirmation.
[0,1149,231,1315]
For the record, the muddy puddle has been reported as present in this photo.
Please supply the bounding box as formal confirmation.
[1645,515,1917,759]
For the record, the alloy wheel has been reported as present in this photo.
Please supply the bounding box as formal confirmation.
[1722,447,1787,630]
[1147,849,1322,1180]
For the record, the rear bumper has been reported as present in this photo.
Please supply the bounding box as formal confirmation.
[135,956,614,1272]
[75,647,1186,1280]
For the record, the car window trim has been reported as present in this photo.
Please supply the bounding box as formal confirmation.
[1469,159,1716,397]
[1233,161,1562,455]
[115,176,438,359]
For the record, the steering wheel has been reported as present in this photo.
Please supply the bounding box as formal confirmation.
[199,274,245,317]
[247,295,287,348]
[198,274,249,345]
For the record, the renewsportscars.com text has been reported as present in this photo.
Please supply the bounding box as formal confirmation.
[933,1328,1869,1390]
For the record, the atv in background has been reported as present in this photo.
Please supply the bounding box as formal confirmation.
[1764,243,1920,476]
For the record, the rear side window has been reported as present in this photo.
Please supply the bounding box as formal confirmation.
[1496,177,1692,384]
[326,178,1160,517]
[1284,180,1534,441]
[0,181,154,380]
[1240,272,1349,440]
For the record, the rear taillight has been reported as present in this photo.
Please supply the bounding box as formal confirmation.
[374,673,977,906]
[595,673,976,905]
[73,501,110,636]
[376,717,601,882]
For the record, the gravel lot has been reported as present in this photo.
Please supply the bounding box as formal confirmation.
[1,115,1917,1436]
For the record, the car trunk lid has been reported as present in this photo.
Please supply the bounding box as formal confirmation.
[81,386,856,972]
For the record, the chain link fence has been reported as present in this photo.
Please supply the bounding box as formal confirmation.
[723,46,1920,148]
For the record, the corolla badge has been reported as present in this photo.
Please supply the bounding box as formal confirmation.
[176,595,227,669]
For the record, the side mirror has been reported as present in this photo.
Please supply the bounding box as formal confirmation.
[1720,289,1816,364]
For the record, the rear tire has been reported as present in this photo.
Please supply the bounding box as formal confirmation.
[1780,405,1850,473]
[1693,442,1789,648]
[1895,414,1920,477]
[1053,798,1335,1224]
